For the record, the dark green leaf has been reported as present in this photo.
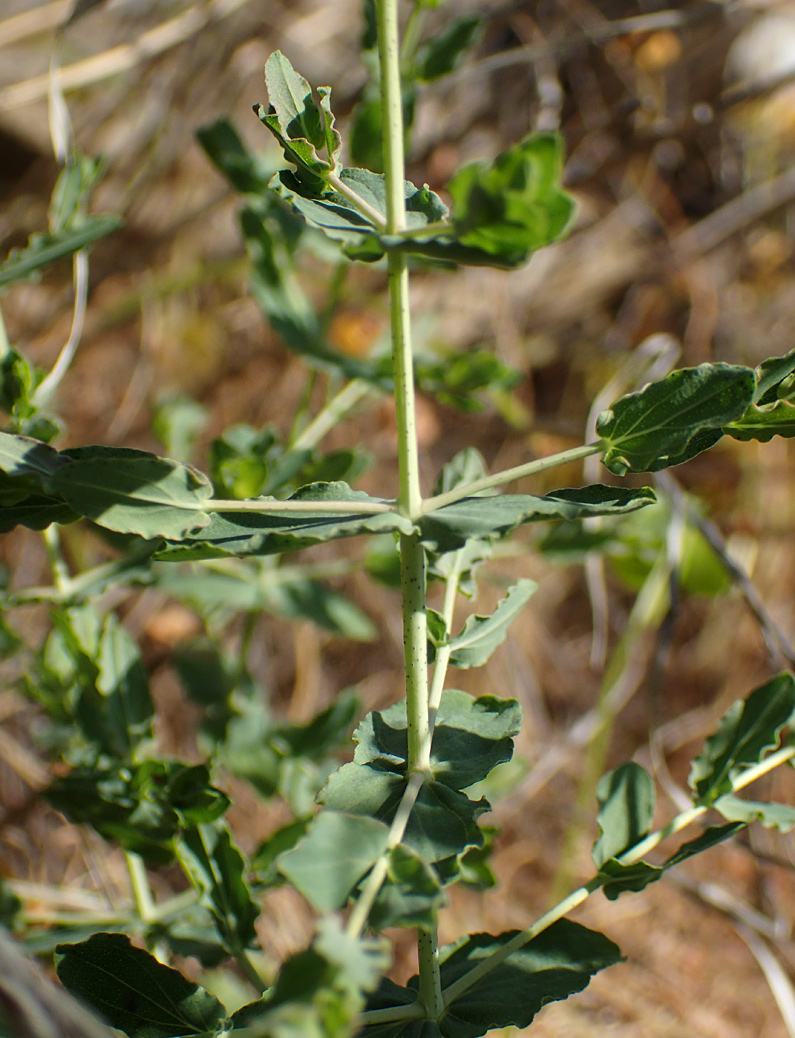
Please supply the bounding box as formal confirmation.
[368,844,446,931]
[95,613,155,754]
[0,492,79,532]
[0,214,121,290]
[724,399,795,442]
[447,579,536,668]
[597,363,755,475]
[0,431,66,483]
[49,446,213,539]
[55,932,225,1038]
[688,673,795,804]
[591,762,655,869]
[598,823,742,900]
[420,485,655,553]
[416,16,482,80]
[753,348,795,404]
[196,117,274,195]
[175,823,259,953]
[437,921,622,1037]
[155,482,412,561]
[251,817,311,887]
[415,349,520,412]
[0,878,21,931]
[277,811,390,912]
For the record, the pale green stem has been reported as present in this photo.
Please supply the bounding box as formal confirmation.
[0,301,10,358]
[33,249,89,407]
[421,443,603,513]
[204,498,394,515]
[291,378,372,450]
[377,0,441,1018]
[441,743,795,1008]
[428,553,464,718]
[125,851,157,925]
[326,171,388,229]
[42,525,70,592]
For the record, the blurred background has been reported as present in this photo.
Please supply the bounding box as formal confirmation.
[3,0,795,1034]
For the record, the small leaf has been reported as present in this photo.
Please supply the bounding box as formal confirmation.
[261,51,339,175]
[0,215,121,290]
[597,363,755,475]
[448,579,537,669]
[713,794,795,831]
[196,117,274,195]
[49,446,213,539]
[416,16,482,81]
[0,431,66,483]
[752,348,795,404]
[96,613,155,755]
[251,817,311,887]
[55,932,226,1038]
[724,398,795,442]
[277,811,390,912]
[175,823,259,954]
[591,763,655,869]
[688,673,795,804]
[420,485,655,553]
[438,920,622,1037]
[369,844,446,931]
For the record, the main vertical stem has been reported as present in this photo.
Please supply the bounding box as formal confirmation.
[377,0,442,1019]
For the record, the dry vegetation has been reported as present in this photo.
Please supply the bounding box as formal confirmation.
[3,0,795,1034]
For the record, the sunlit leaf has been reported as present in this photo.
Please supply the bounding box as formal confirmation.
[689,673,795,804]
[591,763,654,869]
[277,811,390,912]
[369,844,446,931]
[416,16,482,81]
[724,399,795,442]
[713,794,795,831]
[0,215,121,291]
[597,363,755,475]
[447,579,537,668]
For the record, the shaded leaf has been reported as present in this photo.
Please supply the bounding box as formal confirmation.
[0,215,121,291]
[251,817,311,887]
[591,762,655,869]
[368,844,446,931]
[597,363,755,475]
[688,673,795,804]
[55,932,225,1038]
[314,916,390,993]
[753,348,795,404]
[416,16,482,81]
[175,823,259,954]
[277,811,390,912]
[724,399,795,442]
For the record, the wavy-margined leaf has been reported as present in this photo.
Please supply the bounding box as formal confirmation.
[320,763,488,864]
[420,485,655,553]
[447,579,537,668]
[597,823,742,900]
[155,482,412,561]
[369,844,446,931]
[175,823,259,954]
[0,214,121,291]
[591,762,655,869]
[277,811,390,912]
[55,932,225,1038]
[597,363,755,475]
[363,921,621,1038]
[713,794,795,831]
[48,445,213,539]
[724,399,795,442]
[689,673,795,805]
[753,348,795,404]
[0,431,66,482]
[355,689,522,792]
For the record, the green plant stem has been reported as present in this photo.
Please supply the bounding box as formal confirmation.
[441,742,795,1008]
[124,851,157,925]
[421,443,603,513]
[291,378,372,450]
[428,553,464,718]
[327,171,388,229]
[377,0,442,1018]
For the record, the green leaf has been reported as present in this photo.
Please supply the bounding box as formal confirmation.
[49,446,213,539]
[447,579,537,668]
[368,920,620,1038]
[95,613,155,754]
[175,823,259,954]
[277,811,390,912]
[591,763,655,869]
[597,823,743,900]
[46,760,229,864]
[724,399,795,442]
[155,482,412,561]
[713,794,795,831]
[251,817,311,887]
[752,348,795,404]
[688,673,795,805]
[196,117,274,195]
[55,932,226,1038]
[416,16,482,81]
[0,214,121,291]
[415,349,520,412]
[368,844,446,931]
[420,485,655,553]
[0,431,66,483]
[314,916,390,994]
[49,154,106,236]
[596,363,755,475]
